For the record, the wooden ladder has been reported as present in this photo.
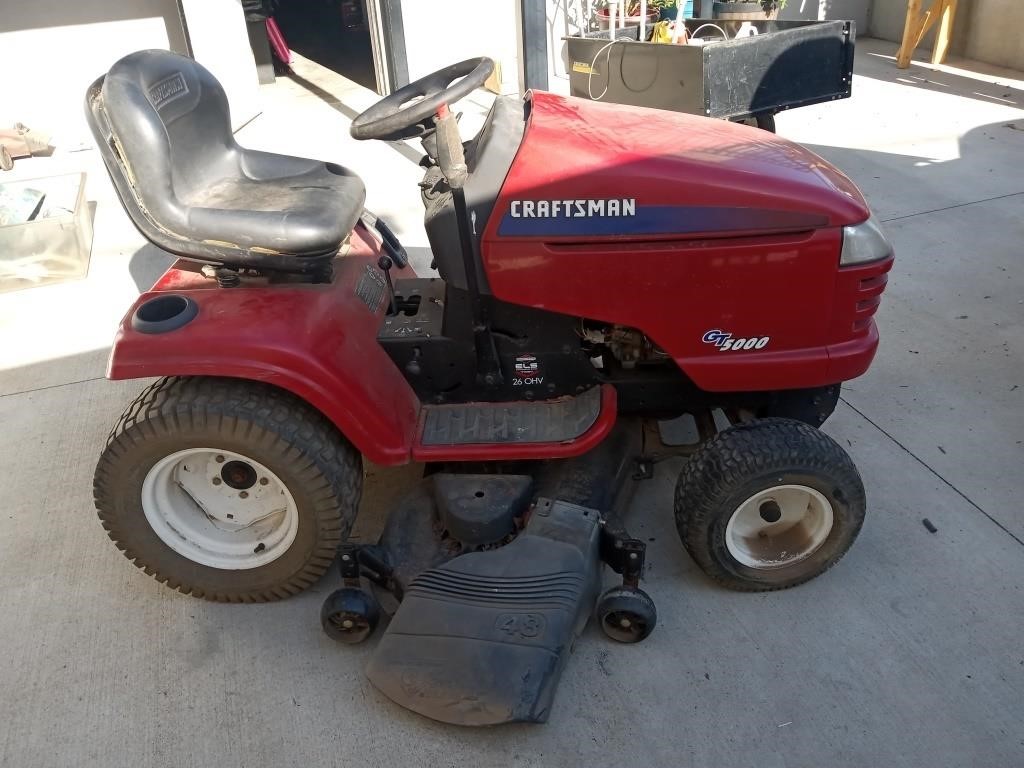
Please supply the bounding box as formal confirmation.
[896,0,960,69]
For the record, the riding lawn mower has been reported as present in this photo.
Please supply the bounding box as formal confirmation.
[85,52,893,725]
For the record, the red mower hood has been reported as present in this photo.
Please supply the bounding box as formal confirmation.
[494,91,869,237]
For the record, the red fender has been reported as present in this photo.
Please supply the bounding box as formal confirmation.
[108,226,421,466]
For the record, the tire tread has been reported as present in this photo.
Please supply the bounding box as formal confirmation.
[94,376,362,603]
[673,418,865,592]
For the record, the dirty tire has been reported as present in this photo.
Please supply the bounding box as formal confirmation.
[93,376,362,602]
[674,418,865,591]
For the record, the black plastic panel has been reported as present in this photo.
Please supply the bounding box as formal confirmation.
[703,20,855,119]
[433,474,533,547]
[420,385,602,446]
[366,499,602,725]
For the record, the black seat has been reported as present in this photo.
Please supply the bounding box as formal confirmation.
[85,49,365,273]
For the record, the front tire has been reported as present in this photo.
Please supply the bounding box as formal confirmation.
[674,418,865,591]
[93,376,362,602]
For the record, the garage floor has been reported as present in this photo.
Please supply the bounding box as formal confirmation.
[1,39,1022,767]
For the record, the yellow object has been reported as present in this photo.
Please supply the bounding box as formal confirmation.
[651,20,673,44]
[650,19,688,44]
[484,60,503,93]
[896,0,960,68]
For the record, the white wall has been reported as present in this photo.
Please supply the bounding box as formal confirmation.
[779,0,872,30]
[0,0,190,146]
[960,0,1024,70]
[0,0,263,147]
[179,0,262,129]
[400,0,521,93]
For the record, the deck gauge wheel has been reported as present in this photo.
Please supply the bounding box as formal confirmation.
[597,586,657,644]
[321,587,381,644]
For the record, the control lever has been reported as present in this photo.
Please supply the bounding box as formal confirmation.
[434,103,467,188]
[433,103,503,387]
[378,255,397,315]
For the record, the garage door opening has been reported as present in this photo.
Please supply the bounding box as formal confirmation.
[274,0,378,91]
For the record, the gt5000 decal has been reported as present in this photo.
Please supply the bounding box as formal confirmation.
[703,330,770,352]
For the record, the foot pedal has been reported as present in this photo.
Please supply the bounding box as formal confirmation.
[413,384,614,461]
[365,499,602,725]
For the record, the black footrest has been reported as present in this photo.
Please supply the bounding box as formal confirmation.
[365,500,602,725]
[420,385,603,446]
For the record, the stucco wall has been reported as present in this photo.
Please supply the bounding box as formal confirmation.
[961,0,1024,70]
[400,0,521,93]
[0,1,189,142]
[870,0,1024,71]
[779,0,872,31]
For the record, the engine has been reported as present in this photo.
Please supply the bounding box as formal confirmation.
[581,324,669,369]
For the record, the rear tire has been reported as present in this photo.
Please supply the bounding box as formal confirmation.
[674,418,865,591]
[93,376,362,602]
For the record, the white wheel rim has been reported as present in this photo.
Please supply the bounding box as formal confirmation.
[141,448,298,570]
[724,484,834,569]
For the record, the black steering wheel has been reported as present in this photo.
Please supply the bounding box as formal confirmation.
[350,58,494,142]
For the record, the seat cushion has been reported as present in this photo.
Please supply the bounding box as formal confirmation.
[180,151,364,256]
[87,49,365,272]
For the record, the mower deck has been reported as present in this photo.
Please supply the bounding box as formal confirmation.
[358,421,647,725]
[367,498,603,725]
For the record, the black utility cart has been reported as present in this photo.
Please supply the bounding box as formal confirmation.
[565,19,855,131]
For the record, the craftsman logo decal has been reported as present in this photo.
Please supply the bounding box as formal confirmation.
[702,330,771,352]
[498,204,828,238]
[512,355,543,386]
[510,198,636,219]
[148,72,189,109]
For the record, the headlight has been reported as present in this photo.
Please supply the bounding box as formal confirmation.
[841,215,893,266]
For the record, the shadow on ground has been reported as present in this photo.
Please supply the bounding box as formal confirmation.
[858,49,1024,109]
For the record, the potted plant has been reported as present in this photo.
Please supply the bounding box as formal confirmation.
[648,0,684,22]
[713,0,786,20]
[597,1,661,30]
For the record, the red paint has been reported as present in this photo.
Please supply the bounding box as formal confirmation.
[108,224,619,465]
[108,225,421,465]
[411,385,618,462]
[483,91,881,392]
[826,253,895,382]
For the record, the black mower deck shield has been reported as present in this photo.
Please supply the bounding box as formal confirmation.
[366,497,603,725]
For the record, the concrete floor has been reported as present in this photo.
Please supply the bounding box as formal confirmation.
[1,39,1023,767]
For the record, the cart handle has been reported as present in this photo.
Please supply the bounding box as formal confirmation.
[689,23,730,40]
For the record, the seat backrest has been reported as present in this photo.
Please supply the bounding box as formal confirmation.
[100,49,237,234]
